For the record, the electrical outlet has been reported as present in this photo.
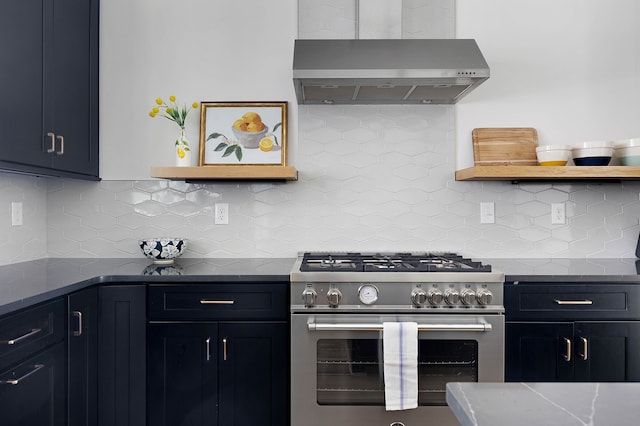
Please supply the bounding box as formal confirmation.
[551,203,566,224]
[480,202,495,224]
[11,202,23,226]
[215,203,229,225]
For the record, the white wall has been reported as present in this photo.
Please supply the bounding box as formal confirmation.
[455,0,640,167]
[99,0,299,179]
[2,0,640,266]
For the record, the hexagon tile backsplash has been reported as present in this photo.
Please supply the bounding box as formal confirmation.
[43,105,640,261]
[2,104,640,265]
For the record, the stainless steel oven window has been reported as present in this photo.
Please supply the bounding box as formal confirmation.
[316,338,478,406]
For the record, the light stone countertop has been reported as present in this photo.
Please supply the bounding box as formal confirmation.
[446,382,640,426]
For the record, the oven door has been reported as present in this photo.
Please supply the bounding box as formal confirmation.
[291,313,504,426]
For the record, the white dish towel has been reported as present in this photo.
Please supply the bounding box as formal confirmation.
[383,321,418,411]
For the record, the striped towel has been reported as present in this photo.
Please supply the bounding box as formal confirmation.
[383,321,418,411]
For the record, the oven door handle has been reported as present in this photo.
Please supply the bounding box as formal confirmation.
[307,322,493,332]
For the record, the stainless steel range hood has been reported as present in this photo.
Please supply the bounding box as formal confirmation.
[292,39,490,105]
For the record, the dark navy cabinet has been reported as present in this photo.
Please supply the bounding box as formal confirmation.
[147,283,289,426]
[98,285,146,426]
[0,299,67,426]
[0,0,99,179]
[505,282,640,382]
[68,287,98,426]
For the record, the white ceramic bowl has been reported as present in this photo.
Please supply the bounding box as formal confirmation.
[535,145,571,166]
[571,141,614,166]
[139,238,187,264]
[614,138,640,166]
[232,125,269,149]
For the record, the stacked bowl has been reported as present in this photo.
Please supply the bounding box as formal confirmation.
[535,145,571,166]
[614,138,640,166]
[571,141,614,166]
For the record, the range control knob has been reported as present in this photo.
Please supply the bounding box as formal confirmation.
[301,287,317,307]
[411,288,428,307]
[327,287,342,307]
[476,288,494,305]
[428,288,444,305]
[444,288,460,305]
[460,288,477,306]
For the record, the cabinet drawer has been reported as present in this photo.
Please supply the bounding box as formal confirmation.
[505,283,640,320]
[148,283,288,320]
[0,299,65,370]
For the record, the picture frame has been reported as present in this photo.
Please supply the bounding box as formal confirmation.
[198,101,288,166]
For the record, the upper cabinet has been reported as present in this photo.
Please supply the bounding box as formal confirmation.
[0,0,99,180]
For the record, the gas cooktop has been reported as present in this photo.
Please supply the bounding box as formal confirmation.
[298,252,492,273]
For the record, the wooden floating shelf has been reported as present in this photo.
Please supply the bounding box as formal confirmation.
[455,166,640,181]
[151,165,298,181]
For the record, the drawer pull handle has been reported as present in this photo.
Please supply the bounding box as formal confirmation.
[1,328,42,345]
[55,135,64,155]
[200,299,235,305]
[206,337,212,361]
[554,299,593,305]
[579,337,588,361]
[72,311,83,337]
[0,364,44,385]
[563,337,572,362]
[223,338,228,361]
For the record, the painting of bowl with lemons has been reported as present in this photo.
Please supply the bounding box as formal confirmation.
[231,112,270,149]
[202,102,286,165]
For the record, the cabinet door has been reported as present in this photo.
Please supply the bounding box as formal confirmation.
[49,0,99,176]
[148,323,219,426]
[68,287,98,426]
[98,285,146,426]
[0,342,65,426]
[505,322,574,382]
[574,322,640,382]
[218,322,289,426]
[0,0,50,168]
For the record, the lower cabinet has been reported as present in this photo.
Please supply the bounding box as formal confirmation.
[505,282,640,382]
[0,343,66,426]
[0,298,67,426]
[148,321,288,426]
[98,285,146,426]
[147,282,289,426]
[506,321,640,381]
[68,287,98,426]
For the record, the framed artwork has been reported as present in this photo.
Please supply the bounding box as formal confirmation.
[198,101,288,166]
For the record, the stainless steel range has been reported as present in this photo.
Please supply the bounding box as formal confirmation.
[290,252,505,426]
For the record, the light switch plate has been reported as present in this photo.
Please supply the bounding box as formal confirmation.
[11,202,23,226]
[480,202,495,224]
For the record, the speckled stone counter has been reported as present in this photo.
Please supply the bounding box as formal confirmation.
[486,258,640,282]
[0,257,295,316]
[446,382,640,426]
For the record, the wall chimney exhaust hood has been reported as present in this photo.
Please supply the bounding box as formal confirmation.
[292,39,490,105]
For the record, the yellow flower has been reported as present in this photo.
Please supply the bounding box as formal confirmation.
[169,95,176,102]
[192,102,198,109]
[166,107,173,114]
[149,111,156,117]
[152,107,159,113]
[155,98,163,105]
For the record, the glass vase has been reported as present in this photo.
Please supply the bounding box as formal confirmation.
[175,127,192,167]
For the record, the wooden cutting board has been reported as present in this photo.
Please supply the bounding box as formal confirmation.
[472,128,539,166]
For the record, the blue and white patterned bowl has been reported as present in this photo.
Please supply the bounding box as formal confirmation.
[138,238,187,264]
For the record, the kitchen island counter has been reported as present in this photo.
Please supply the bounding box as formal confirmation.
[446,382,640,426]
[0,257,295,316]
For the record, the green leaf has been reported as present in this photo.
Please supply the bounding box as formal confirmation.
[184,147,190,152]
[222,145,236,157]
[207,132,226,141]
[214,142,227,152]
[235,145,243,161]
[272,122,282,145]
